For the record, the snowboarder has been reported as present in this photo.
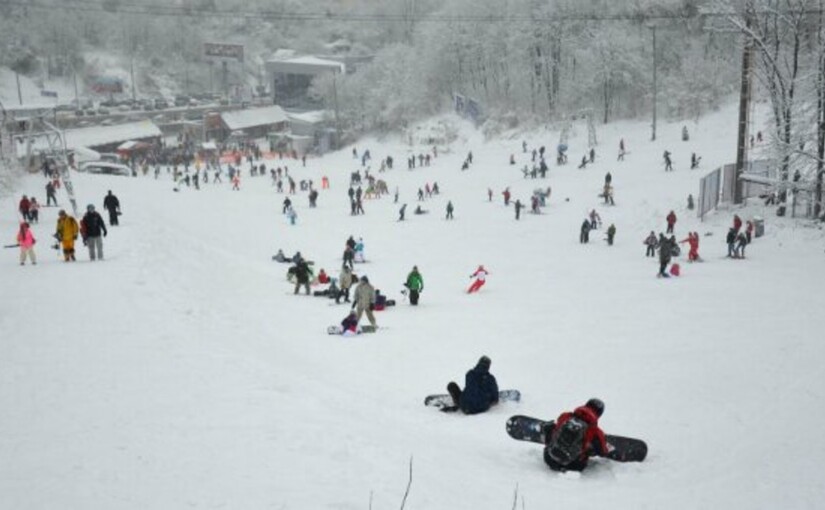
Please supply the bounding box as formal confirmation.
[514,199,523,220]
[578,155,588,169]
[103,190,121,226]
[580,219,591,244]
[644,231,657,257]
[446,201,454,220]
[80,204,108,261]
[606,224,616,245]
[446,356,499,414]
[542,398,607,472]
[55,209,79,262]
[352,275,378,328]
[398,203,407,221]
[666,211,677,234]
[15,222,36,266]
[467,265,488,293]
[404,266,424,305]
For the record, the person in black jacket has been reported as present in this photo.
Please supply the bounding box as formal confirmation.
[447,356,499,414]
[657,234,671,277]
[292,259,311,295]
[81,204,108,261]
[103,190,121,226]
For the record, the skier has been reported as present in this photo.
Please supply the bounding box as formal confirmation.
[578,155,588,169]
[16,222,36,266]
[680,232,700,262]
[404,266,424,305]
[45,181,57,206]
[502,188,511,206]
[663,150,673,171]
[354,238,365,263]
[690,152,701,169]
[352,276,378,329]
[292,259,312,295]
[666,211,677,234]
[618,139,626,161]
[606,224,616,246]
[398,203,407,221]
[542,398,607,472]
[589,148,595,163]
[580,219,591,244]
[103,190,121,226]
[446,356,499,414]
[467,265,488,293]
[282,197,292,214]
[55,209,79,262]
[589,209,601,229]
[657,234,672,277]
[644,231,657,257]
[446,201,454,220]
[80,204,108,261]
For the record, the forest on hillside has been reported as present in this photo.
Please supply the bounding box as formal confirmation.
[1,0,824,206]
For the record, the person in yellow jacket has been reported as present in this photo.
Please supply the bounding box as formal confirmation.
[55,209,79,261]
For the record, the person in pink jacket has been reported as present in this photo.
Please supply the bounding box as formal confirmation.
[16,222,36,265]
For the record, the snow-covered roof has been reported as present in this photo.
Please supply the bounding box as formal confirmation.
[287,110,329,125]
[265,56,345,75]
[64,121,162,150]
[221,106,288,131]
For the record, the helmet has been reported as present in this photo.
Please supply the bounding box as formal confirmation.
[586,398,605,417]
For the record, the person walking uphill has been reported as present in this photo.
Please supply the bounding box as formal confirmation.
[55,209,79,262]
[405,266,424,305]
[352,275,378,328]
[446,356,499,415]
[80,204,108,261]
[103,190,121,226]
[543,398,608,472]
[16,222,36,265]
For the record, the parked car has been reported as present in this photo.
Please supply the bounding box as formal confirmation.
[78,161,131,176]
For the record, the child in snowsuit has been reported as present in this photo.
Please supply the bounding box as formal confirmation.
[340,311,359,336]
[467,265,488,293]
[644,231,657,257]
[16,222,36,265]
[55,210,79,262]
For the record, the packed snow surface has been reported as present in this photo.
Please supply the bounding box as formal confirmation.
[2,103,825,509]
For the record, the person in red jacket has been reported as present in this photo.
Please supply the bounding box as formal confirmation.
[19,195,31,221]
[467,265,489,293]
[745,220,754,243]
[680,232,700,262]
[733,214,742,233]
[666,210,677,234]
[543,398,608,472]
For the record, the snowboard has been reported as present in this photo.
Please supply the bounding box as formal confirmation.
[506,415,647,462]
[327,325,378,335]
[424,389,521,411]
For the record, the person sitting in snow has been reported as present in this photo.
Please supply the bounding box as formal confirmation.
[317,268,330,284]
[340,311,359,336]
[542,398,608,472]
[446,356,499,414]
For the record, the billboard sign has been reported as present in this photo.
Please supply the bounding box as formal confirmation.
[204,43,244,62]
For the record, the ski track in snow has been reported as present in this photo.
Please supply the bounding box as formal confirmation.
[2,102,825,509]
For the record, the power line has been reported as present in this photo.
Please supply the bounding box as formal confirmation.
[4,0,823,24]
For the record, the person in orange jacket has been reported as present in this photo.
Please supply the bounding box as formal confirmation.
[55,209,79,262]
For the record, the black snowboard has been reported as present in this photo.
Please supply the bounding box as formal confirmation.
[425,389,521,411]
[506,415,647,462]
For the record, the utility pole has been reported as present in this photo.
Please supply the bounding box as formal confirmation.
[130,57,137,102]
[15,71,23,105]
[332,71,342,150]
[734,11,754,205]
[650,25,657,141]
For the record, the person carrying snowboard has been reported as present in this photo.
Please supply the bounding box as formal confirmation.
[543,398,608,472]
[446,356,499,414]
[467,265,488,293]
[405,266,424,305]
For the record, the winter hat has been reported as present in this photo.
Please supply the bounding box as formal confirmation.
[87,204,95,211]
[361,275,369,283]
[478,355,491,369]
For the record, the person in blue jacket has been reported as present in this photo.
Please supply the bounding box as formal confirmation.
[447,356,499,414]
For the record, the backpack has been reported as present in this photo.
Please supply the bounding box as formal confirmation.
[546,417,588,466]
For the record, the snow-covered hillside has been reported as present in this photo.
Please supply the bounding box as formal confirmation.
[2,104,825,509]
